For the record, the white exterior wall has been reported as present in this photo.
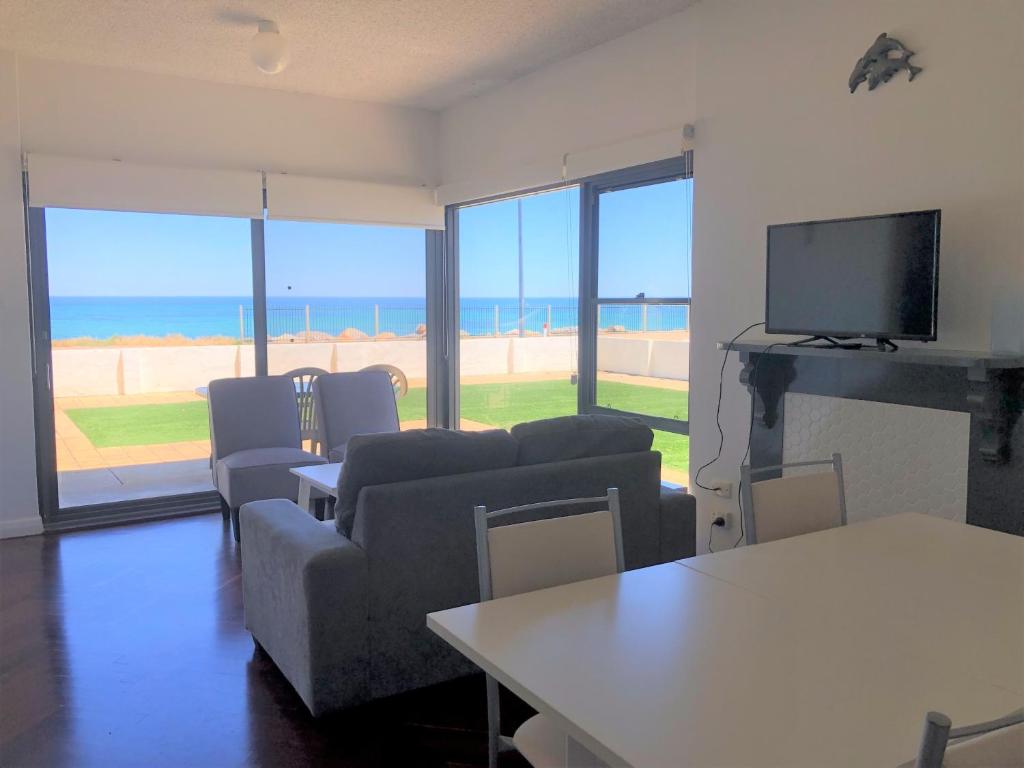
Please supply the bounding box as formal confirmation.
[50,336,689,397]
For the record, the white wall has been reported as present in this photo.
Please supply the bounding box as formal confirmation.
[0,51,42,537]
[690,0,1023,550]
[439,0,1024,551]
[440,10,696,198]
[0,52,441,537]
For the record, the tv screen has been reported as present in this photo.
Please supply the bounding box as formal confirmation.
[766,210,940,341]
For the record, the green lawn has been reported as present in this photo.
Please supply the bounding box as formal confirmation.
[65,402,211,448]
[66,379,689,476]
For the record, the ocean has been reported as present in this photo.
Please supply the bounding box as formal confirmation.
[49,296,688,341]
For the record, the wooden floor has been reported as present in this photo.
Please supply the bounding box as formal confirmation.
[0,514,532,767]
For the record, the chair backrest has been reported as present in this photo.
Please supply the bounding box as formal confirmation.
[207,376,302,462]
[312,371,400,461]
[740,453,847,545]
[360,363,409,399]
[914,709,1024,768]
[475,489,625,602]
[284,367,328,448]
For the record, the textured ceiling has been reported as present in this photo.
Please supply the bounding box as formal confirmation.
[0,0,696,110]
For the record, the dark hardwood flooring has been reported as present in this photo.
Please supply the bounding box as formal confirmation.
[0,514,532,767]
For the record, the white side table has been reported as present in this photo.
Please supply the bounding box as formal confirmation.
[290,462,343,517]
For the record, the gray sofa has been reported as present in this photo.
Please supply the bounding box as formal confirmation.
[240,415,697,716]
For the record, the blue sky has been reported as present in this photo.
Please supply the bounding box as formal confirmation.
[45,179,691,299]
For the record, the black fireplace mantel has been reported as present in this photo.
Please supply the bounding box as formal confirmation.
[719,341,1024,536]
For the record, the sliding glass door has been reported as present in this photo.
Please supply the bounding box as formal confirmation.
[34,208,255,511]
[28,204,439,525]
[453,187,580,431]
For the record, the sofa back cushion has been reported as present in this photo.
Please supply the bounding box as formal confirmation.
[334,428,519,535]
[511,414,653,466]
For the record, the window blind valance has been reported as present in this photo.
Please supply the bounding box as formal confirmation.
[265,173,444,229]
[563,128,688,181]
[26,154,264,219]
[434,127,690,207]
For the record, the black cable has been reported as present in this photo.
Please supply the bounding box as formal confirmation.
[730,342,785,549]
[692,321,766,492]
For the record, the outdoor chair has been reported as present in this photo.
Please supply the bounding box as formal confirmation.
[284,366,328,456]
[360,363,409,400]
[312,371,400,463]
[208,375,327,542]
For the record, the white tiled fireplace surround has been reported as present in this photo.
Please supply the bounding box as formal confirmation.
[783,393,970,524]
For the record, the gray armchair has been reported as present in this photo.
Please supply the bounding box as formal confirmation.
[312,371,400,463]
[208,376,327,541]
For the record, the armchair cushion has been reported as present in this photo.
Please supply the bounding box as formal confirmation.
[216,447,326,508]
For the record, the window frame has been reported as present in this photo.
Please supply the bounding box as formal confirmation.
[577,155,693,436]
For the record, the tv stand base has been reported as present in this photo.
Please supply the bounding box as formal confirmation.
[789,336,863,350]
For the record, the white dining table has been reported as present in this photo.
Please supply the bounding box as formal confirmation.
[426,513,1024,767]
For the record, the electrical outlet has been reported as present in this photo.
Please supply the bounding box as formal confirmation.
[712,480,732,499]
[721,512,734,529]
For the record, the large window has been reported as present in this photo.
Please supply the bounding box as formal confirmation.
[264,221,428,433]
[583,164,692,486]
[447,156,693,485]
[454,187,580,431]
[41,209,254,509]
[28,156,691,527]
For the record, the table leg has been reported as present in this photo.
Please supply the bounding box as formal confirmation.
[297,479,313,515]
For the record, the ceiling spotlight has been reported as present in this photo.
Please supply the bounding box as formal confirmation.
[250,20,289,75]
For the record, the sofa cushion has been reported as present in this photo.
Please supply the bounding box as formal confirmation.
[510,414,653,466]
[334,428,519,536]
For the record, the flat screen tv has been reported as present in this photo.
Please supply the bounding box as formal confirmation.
[766,210,940,343]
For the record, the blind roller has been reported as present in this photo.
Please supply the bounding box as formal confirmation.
[434,158,562,207]
[563,128,686,180]
[266,173,444,229]
[433,128,687,207]
[27,154,264,218]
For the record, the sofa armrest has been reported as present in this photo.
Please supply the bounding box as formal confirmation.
[240,499,369,715]
[658,488,697,561]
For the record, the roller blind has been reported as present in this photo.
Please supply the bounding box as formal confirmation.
[433,158,563,207]
[27,154,264,218]
[433,128,688,206]
[265,173,444,229]
[564,128,687,181]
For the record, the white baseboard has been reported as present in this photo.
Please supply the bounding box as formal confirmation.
[0,516,44,539]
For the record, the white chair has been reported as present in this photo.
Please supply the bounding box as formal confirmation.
[360,363,409,400]
[283,366,328,456]
[740,453,847,545]
[911,709,1024,767]
[474,489,625,768]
